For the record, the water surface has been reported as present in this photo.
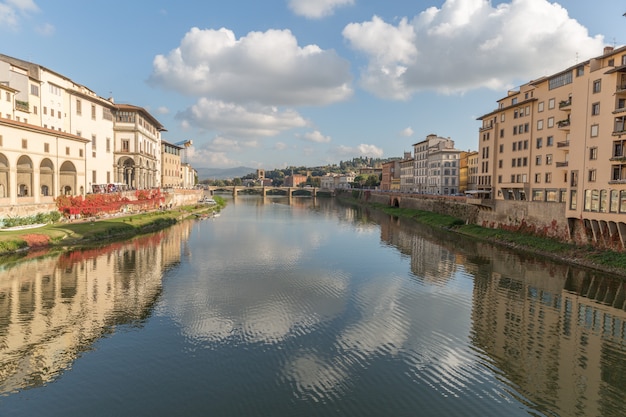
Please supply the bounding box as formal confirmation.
[1,196,625,416]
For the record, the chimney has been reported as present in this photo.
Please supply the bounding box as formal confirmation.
[604,46,614,55]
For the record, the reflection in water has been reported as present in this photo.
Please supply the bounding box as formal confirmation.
[373,208,626,417]
[0,222,192,395]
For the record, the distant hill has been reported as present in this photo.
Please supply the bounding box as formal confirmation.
[196,166,256,180]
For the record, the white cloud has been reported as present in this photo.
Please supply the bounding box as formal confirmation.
[343,0,605,99]
[334,144,384,158]
[399,127,414,137]
[288,0,354,19]
[300,130,331,143]
[150,27,352,106]
[155,106,170,115]
[35,22,54,36]
[177,98,310,138]
[0,0,38,29]
[274,142,288,151]
[186,146,240,168]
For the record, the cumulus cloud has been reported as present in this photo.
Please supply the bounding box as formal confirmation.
[334,144,384,158]
[150,27,352,106]
[0,0,38,29]
[288,0,354,19]
[399,127,414,137]
[35,22,54,36]
[186,145,240,168]
[300,130,331,143]
[343,0,605,99]
[177,98,310,138]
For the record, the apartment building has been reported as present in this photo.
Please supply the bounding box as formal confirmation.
[399,152,414,192]
[477,45,626,245]
[381,160,400,191]
[466,151,479,192]
[412,135,461,194]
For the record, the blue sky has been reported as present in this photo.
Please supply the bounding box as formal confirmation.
[1,0,624,170]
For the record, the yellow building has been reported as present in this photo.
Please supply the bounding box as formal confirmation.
[477,45,626,246]
[161,140,182,188]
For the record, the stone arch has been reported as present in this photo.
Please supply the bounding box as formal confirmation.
[40,158,54,197]
[0,153,9,198]
[17,155,33,197]
[118,156,135,188]
[60,161,77,195]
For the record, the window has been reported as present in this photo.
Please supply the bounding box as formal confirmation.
[588,169,596,182]
[545,173,552,183]
[66,147,70,156]
[30,84,39,96]
[536,138,543,149]
[122,139,130,152]
[51,109,54,117]
[524,140,528,149]
[92,134,96,150]
[5,92,9,102]
[513,142,517,151]
[547,117,554,128]
[593,79,601,93]
[576,66,584,77]
[546,154,553,165]
[43,106,47,115]
[512,158,516,167]
[611,190,619,212]
[500,113,505,122]
[524,123,529,133]
[548,98,555,109]
[512,97,518,105]
[538,102,544,112]
[76,99,82,115]
[590,124,599,137]
[548,71,572,90]
[589,147,598,160]
[79,149,83,157]
[570,190,577,210]
[106,137,111,152]
[499,128,504,138]
[547,136,554,146]
[499,144,503,153]
[33,105,37,115]
[523,157,528,166]
[536,155,542,165]
[537,119,544,130]
[499,160,503,168]
[591,102,600,115]
[91,104,96,120]
[533,189,544,201]
[22,139,27,149]
[44,143,49,153]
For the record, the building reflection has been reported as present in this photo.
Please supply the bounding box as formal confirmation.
[0,222,190,395]
[371,209,626,416]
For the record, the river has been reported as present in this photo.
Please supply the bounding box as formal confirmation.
[0,196,625,417]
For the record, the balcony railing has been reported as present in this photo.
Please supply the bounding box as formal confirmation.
[556,161,569,167]
[559,98,572,109]
[616,84,626,94]
[610,155,626,162]
[609,179,626,184]
[557,119,571,128]
[557,140,570,148]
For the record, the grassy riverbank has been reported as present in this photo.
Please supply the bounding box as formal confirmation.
[0,197,226,257]
[367,202,626,276]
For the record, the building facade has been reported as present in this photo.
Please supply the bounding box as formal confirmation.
[476,45,626,247]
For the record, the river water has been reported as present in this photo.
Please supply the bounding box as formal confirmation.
[1,196,625,417]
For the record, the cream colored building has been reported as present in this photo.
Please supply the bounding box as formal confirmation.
[113,103,164,189]
[0,118,89,215]
[161,140,182,188]
[477,45,626,246]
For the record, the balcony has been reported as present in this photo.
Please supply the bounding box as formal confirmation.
[616,84,626,94]
[15,100,29,112]
[610,155,626,162]
[556,161,569,167]
[614,106,626,115]
[614,120,626,135]
[609,179,626,184]
[557,119,571,129]
[557,140,570,148]
[559,98,572,109]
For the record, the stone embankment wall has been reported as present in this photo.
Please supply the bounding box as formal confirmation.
[476,200,568,240]
[344,190,570,241]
